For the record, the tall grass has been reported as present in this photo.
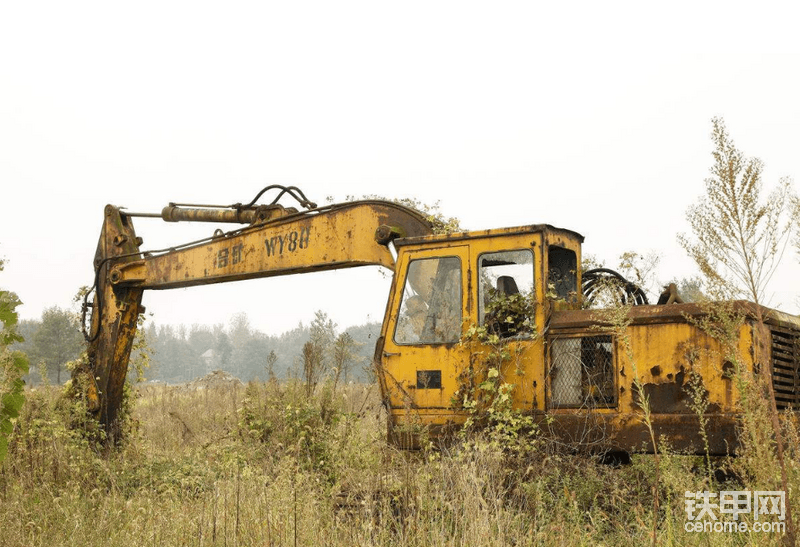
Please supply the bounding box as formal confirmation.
[0,380,795,546]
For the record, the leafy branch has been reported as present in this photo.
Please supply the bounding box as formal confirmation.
[1,260,30,464]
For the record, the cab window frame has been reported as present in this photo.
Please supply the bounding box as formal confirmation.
[393,255,464,346]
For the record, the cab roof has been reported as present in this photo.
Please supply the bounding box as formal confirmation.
[393,223,585,248]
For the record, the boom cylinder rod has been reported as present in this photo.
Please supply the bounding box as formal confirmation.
[122,204,297,224]
[161,205,260,223]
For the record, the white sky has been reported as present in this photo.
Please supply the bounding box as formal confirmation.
[2,1,799,335]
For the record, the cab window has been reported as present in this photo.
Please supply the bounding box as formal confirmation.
[478,250,535,337]
[395,256,462,344]
[548,246,577,300]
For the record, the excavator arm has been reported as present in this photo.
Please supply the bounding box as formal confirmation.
[82,192,432,438]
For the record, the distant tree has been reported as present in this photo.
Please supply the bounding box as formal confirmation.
[302,310,336,395]
[343,322,382,381]
[229,313,251,347]
[214,328,233,369]
[229,335,269,379]
[667,276,705,303]
[332,332,357,391]
[29,306,83,384]
[266,350,278,382]
[301,341,323,397]
[226,313,258,379]
[188,324,215,356]
[309,310,336,363]
[155,324,200,382]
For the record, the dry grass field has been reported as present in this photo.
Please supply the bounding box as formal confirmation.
[1,379,797,546]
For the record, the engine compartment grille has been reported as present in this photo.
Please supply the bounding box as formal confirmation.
[771,324,800,410]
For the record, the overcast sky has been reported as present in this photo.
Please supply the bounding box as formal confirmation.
[1,1,799,335]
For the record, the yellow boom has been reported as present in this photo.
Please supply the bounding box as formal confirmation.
[83,196,431,438]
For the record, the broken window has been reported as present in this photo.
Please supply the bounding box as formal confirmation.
[478,250,535,337]
[394,256,462,344]
[549,335,615,408]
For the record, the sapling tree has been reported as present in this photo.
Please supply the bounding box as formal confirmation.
[679,117,796,305]
[28,306,84,384]
[302,311,336,396]
[266,349,278,382]
[331,332,357,391]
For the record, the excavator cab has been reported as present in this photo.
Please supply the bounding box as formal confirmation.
[378,225,583,447]
[379,223,800,456]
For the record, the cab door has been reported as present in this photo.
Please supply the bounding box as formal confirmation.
[473,245,544,411]
[382,245,471,413]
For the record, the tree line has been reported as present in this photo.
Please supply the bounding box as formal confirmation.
[13,308,380,386]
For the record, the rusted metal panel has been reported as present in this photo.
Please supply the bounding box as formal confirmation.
[551,301,800,330]
[386,409,741,455]
[542,412,740,455]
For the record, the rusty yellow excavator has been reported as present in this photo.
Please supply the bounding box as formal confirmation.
[79,185,800,454]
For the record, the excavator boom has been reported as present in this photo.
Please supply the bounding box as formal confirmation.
[83,197,431,438]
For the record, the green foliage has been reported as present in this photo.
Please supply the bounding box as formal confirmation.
[383,196,462,235]
[128,313,153,383]
[20,306,84,385]
[482,289,537,339]
[238,380,368,484]
[0,260,29,464]
[454,294,540,454]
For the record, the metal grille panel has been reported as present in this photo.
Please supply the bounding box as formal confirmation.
[771,325,800,410]
[550,335,614,408]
